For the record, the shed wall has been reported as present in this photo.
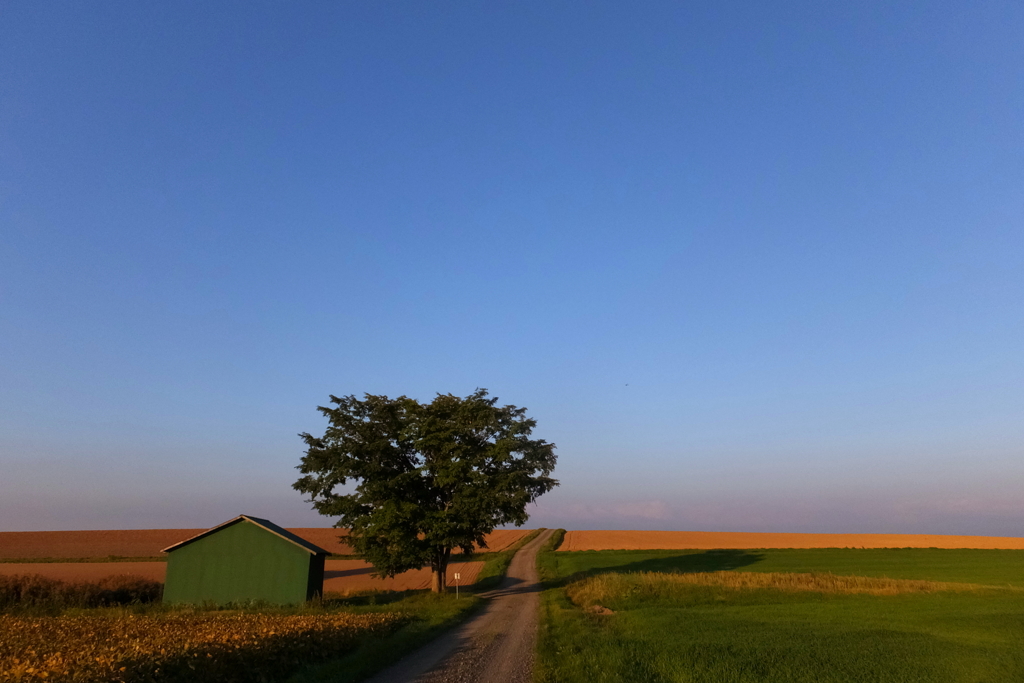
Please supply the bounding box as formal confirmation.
[163,521,314,605]
[306,554,325,601]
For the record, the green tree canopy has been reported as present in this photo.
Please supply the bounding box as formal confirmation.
[294,389,557,592]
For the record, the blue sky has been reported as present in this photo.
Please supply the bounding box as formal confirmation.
[2,2,1022,534]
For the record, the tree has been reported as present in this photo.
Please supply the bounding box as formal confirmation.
[293,389,558,593]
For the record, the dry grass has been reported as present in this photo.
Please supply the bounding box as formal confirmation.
[566,571,990,608]
[0,612,404,682]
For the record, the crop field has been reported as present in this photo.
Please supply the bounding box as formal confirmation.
[0,611,404,682]
[538,541,1024,682]
[559,529,1024,551]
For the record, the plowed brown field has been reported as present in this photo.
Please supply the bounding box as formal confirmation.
[559,530,1024,551]
[0,528,529,560]
[0,529,208,559]
[0,529,356,559]
[0,558,485,592]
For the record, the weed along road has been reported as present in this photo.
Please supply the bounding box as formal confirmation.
[366,529,554,683]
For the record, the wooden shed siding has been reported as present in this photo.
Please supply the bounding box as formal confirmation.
[163,520,315,605]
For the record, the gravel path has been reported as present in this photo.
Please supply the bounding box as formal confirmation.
[364,529,554,683]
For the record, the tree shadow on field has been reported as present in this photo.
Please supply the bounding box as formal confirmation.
[613,550,765,575]
[544,550,765,590]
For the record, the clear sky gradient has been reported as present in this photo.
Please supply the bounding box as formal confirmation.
[2,2,1022,534]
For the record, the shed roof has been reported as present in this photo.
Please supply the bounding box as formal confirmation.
[161,515,329,555]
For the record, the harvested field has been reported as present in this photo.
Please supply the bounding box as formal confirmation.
[0,559,485,593]
[0,529,206,560]
[0,528,530,560]
[0,529,354,560]
[559,530,1024,551]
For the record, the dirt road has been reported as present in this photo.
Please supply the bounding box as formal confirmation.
[365,529,554,683]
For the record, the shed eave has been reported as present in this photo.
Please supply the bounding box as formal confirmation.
[161,515,330,555]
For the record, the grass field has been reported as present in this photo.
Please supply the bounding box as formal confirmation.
[537,538,1024,682]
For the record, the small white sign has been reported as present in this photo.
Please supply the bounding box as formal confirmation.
[454,573,461,580]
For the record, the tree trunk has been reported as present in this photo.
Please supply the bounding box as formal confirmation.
[430,548,452,593]
[431,566,447,593]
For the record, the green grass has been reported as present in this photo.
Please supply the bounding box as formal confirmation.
[537,541,1024,682]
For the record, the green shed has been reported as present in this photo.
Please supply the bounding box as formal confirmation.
[162,515,328,605]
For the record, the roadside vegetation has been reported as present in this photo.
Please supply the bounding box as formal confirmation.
[473,528,544,590]
[544,528,566,553]
[537,542,1024,682]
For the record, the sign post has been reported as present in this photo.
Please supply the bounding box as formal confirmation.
[454,572,461,599]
